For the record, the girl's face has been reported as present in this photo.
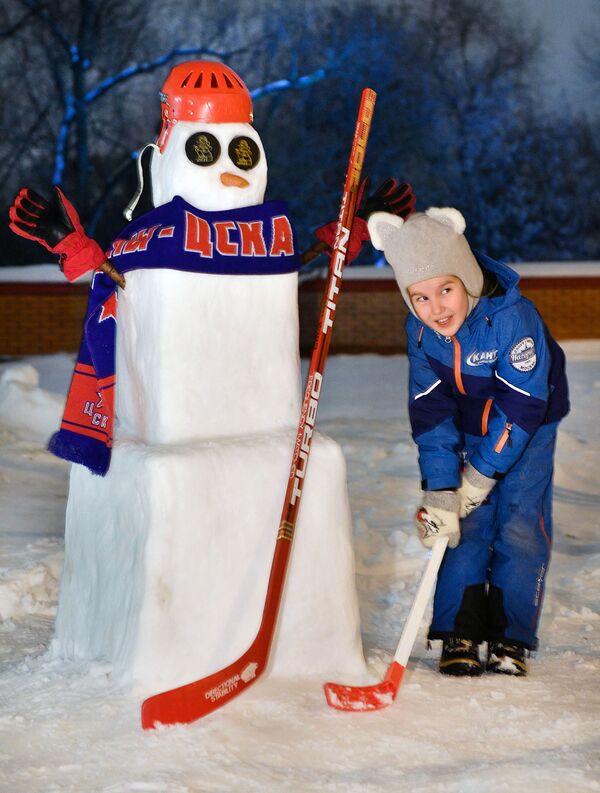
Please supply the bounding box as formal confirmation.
[407,275,469,337]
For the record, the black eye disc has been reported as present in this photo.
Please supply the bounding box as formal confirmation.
[228,136,260,171]
[185,132,221,166]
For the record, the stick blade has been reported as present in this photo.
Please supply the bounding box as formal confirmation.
[323,661,405,713]
[323,680,396,712]
[141,655,263,729]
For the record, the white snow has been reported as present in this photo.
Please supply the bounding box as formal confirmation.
[55,262,364,692]
[54,431,365,691]
[0,365,64,444]
[115,270,302,441]
[0,264,91,283]
[1,342,599,792]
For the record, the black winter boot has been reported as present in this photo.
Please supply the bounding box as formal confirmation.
[487,642,528,676]
[439,638,483,676]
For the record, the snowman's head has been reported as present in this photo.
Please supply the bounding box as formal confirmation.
[150,121,267,211]
[149,61,267,212]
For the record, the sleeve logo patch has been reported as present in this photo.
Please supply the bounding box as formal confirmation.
[509,337,537,372]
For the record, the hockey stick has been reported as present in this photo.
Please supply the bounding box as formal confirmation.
[324,535,448,712]
[141,88,377,729]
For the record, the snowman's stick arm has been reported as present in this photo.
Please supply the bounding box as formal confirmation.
[140,87,377,730]
[99,259,126,289]
[300,239,329,266]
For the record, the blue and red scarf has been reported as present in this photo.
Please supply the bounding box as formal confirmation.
[48,197,301,475]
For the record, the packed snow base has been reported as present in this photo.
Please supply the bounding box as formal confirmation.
[52,267,365,693]
[1,346,599,792]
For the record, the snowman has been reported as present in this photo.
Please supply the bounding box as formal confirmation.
[10,61,373,693]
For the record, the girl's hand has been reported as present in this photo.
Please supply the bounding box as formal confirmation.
[458,464,496,518]
[416,491,460,549]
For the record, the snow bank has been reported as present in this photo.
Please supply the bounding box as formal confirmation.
[0,553,62,621]
[0,363,65,442]
[0,264,91,283]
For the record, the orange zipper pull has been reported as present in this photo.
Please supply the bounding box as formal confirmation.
[494,422,513,453]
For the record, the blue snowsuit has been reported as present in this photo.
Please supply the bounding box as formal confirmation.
[407,254,569,650]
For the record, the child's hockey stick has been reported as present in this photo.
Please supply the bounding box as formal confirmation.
[141,88,376,729]
[324,535,448,712]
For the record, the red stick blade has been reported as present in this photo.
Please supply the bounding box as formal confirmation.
[323,661,405,712]
[141,657,263,729]
[323,680,396,712]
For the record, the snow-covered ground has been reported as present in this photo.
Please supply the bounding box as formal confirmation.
[1,344,599,792]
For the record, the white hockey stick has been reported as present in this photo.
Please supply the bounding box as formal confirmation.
[324,535,449,711]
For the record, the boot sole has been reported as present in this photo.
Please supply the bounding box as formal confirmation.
[487,660,527,676]
[439,658,483,676]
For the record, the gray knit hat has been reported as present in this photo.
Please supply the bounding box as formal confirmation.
[368,207,483,317]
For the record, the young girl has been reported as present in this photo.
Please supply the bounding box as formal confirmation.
[368,207,569,676]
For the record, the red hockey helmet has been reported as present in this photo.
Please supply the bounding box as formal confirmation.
[157,61,254,151]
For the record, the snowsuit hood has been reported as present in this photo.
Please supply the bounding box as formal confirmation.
[462,253,521,330]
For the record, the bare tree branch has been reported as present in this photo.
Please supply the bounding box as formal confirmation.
[19,0,71,55]
[250,67,327,101]
[0,3,46,37]
[84,45,247,104]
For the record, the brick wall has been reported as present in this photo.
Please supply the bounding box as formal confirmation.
[299,272,600,354]
[0,283,89,356]
[299,279,408,354]
[518,278,600,341]
[1,269,599,357]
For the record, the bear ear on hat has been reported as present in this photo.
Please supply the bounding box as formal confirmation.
[425,207,466,235]
[367,211,405,251]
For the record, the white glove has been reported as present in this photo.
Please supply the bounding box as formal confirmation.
[458,464,496,518]
[415,490,460,549]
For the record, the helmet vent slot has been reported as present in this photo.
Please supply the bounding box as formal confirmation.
[182,72,193,88]
[194,73,203,88]
[223,73,234,88]
[211,73,219,88]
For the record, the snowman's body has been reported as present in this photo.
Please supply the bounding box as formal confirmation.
[114,268,302,443]
[53,65,366,692]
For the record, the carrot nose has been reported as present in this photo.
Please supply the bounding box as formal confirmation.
[220,172,250,188]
